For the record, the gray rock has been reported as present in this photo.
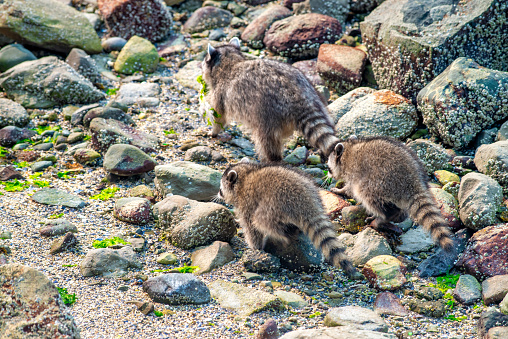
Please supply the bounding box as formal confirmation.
[33,142,53,151]
[31,160,53,172]
[66,132,84,144]
[0,126,36,147]
[478,309,508,338]
[416,286,443,301]
[324,306,389,332]
[83,107,133,128]
[335,89,418,140]
[50,232,78,255]
[284,146,308,165]
[476,127,498,149]
[497,121,508,142]
[241,249,281,273]
[175,60,202,91]
[65,48,101,84]
[80,246,142,277]
[114,197,151,225]
[274,290,308,308]
[153,195,236,250]
[264,231,323,272]
[0,264,80,338]
[143,273,210,305]
[103,144,157,176]
[191,241,235,275]
[474,140,508,186]
[0,98,29,128]
[0,0,102,54]
[361,0,508,101]
[39,219,78,237]
[185,146,213,162]
[115,82,161,108]
[89,118,159,153]
[0,56,105,108]
[183,7,233,34]
[407,299,447,317]
[102,37,128,53]
[453,274,482,305]
[126,237,146,252]
[348,227,392,266]
[70,103,100,126]
[395,226,434,253]
[280,327,396,339]
[293,0,349,22]
[482,275,508,305]
[154,161,221,201]
[458,172,502,230]
[31,188,86,208]
[419,58,508,148]
[0,44,37,72]
[328,87,375,124]
[209,279,283,316]
[407,139,451,175]
[157,252,178,265]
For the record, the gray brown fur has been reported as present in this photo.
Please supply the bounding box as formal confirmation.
[202,39,338,162]
[218,161,359,278]
[327,136,454,252]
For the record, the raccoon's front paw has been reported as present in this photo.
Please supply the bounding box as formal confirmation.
[330,187,348,196]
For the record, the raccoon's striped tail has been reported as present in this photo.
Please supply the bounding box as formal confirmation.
[302,214,360,279]
[409,192,454,252]
[298,112,339,158]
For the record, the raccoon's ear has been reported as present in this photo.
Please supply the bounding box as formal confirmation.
[334,143,344,158]
[207,43,217,57]
[226,170,238,184]
[229,37,241,49]
[240,157,250,164]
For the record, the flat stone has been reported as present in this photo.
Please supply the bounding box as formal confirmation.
[324,306,389,332]
[157,252,178,265]
[73,149,100,165]
[362,255,407,291]
[80,246,142,277]
[126,300,154,315]
[153,195,236,250]
[284,146,307,165]
[175,60,202,91]
[114,197,151,225]
[190,241,235,275]
[416,286,443,301]
[209,280,284,316]
[453,274,482,305]
[279,327,397,339]
[143,273,210,305]
[482,275,508,305]
[115,82,161,107]
[31,188,86,208]
[373,292,408,316]
[273,290,308,308]
[103,144,157,176]
[396,226,434,253]
[39,219,78,237]
[154,161,221,201]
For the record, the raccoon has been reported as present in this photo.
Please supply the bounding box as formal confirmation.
[217,160,361,279]
[327,136,454,252]
[201,38,338,162]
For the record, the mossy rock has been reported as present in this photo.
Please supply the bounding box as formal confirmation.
[114,36,159,75]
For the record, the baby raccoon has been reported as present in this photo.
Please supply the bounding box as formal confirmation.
[218,160,361,279]
[201,38,338,162]
[327,136,454,252]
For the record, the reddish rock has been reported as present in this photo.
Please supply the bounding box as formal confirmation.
[0,165,24,181]
[257,318,278,339]
[373,292,408,316]
[263,13,342,60]
[317,44,367,94]
[241,6,291,49]
[0,126,36,147]
[114,197,152,225]
[456,224,508,280]
[319,190,350,219]
[482,275,508,305]
[292,60,325,87]
[283,0,306,8]
[183,7,233,34]
[14,150,40,162]
[98,0,172,42]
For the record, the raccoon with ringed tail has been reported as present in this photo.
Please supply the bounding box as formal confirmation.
[327,136,455,252]
[201,38,339,162]
[217,159,362,279]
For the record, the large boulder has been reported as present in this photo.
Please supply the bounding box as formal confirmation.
[154,161,221,201]
[335,89,418,140]
[114,36,159,75]
[89,118,159,153]
[241,5,291,49]
[263,13,342,60]
[152,195,236,250]
[361,0,508,101]
[456,224,508,280]
[474,140,508,186]
[0,98,28,128]
[98,0,172,42]
[0,56,105,108]
[317,44,367,95]
[457,172,502,230]
[0,264,80,338]
[327,87,375,124]
[183,7,233,34]
[0,0,102,54]
[418,58,508,149]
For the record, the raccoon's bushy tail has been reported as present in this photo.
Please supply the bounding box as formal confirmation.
[297,112,339,158]
[409,192,454,252]
[301,214,358,278]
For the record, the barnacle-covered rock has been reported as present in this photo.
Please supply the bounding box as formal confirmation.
[474,140,508,187]
[418,58,508,149]
[241,5,291,49]
[361,0,508,101]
